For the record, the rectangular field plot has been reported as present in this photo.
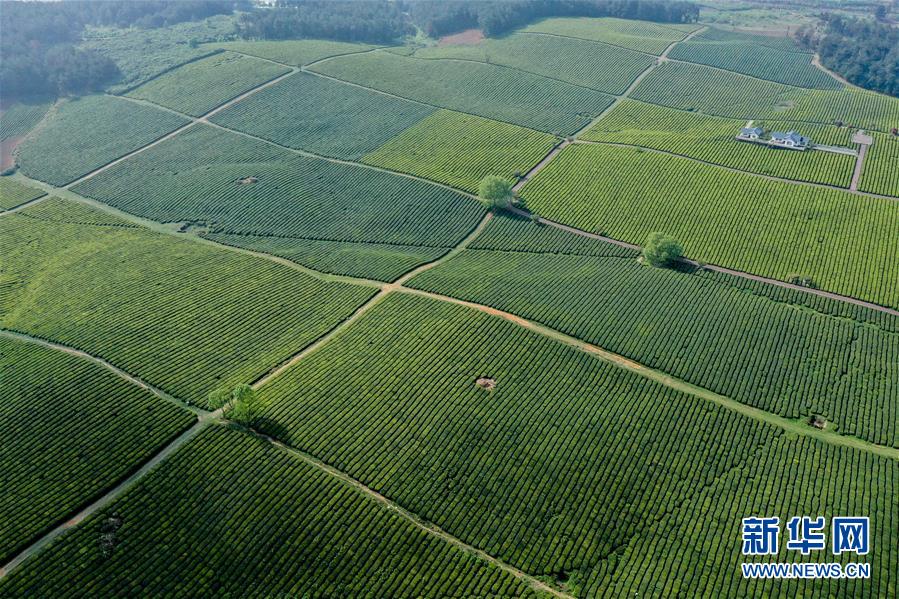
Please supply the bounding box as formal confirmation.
[210,72,436,159]
[362,110,559,193]
[0,335,196,565]
[255,292,794,587]
[71,125,484,280]
[0,178,45,210]
[125,51,290,117]
[0,199,375,405]
[15,95,188,186]
[591,436,898,598]
[309,50,615,135]
[631,61,899,133]
[407,33,654,95]
[0,425,531,597]
[520,143,899,308]
[668,27,842,89]
[859,133,899,198]
[521,17,699,55]
[582,99,856,187]
[408,214,899,447]
[208,39,375,66]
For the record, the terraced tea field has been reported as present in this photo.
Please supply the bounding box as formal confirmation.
[0,199,375,405]
[71,125,484,280]
[209,39,376,66]
[0,425,533,597]
[631,61,899,132]
[309,50,616,135]
[582,99,856,187]
[256,293,786,584]
[520,143,899,307]
[0,100,51,142]
[126,51,290,116]
[407,32,654,95]
[0,178,44,210]
[668,27,841,89]
[4,10,897,598]
[362,110,559,193]
[210,72,437,159]
[15,95,188,186]
[521,16,699,54]
[0,335,195,565]
[859,132,899,198]
[408,215,899,447]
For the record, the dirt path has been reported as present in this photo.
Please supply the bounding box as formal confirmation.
[400,287,899,461]
[63,68,298,190]
[513,140,571,192]
[0,329,203,414]
[0,417,212,580]
[255,426,571,598]
[850,134,872,192]
[812,53,854,88]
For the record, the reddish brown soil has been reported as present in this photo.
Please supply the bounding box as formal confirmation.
[438,29,485,46]
[0,136,22,171]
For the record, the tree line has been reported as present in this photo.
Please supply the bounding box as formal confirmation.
[796,14,899,98]
[238,0,699,44]
[1,1,243,102]
[236,1,412,44]
[410,0,700,39]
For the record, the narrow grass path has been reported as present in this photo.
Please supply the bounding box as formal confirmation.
[0,329,202,415]
[248,424,573,598]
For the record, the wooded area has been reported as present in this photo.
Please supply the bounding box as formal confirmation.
[1,1,242,100]
[797,14,899,97]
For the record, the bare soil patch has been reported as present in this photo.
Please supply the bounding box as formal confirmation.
[438,29,485,46]
[475,377,496,391]
[0,136,23,171]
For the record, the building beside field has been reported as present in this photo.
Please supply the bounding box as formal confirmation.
[770,130,809,149]
[739,126,764,140]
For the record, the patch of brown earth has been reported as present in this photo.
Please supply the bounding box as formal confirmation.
[475,377,496,390]
[0,136,23,171]
[438,28,485,46]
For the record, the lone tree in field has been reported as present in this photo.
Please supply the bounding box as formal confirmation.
[642,232,684,267]
[207,383,264,424]
[478,175,513,211]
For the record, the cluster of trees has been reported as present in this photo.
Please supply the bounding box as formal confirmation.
[1,1,241,102]
[796,14,899,97]
[237,1,412,44]
[410,0,700,38]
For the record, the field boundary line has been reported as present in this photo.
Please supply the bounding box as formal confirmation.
[61,67,298,190]
[571,25,708,139]
[8,176,385,289]
[0,329,203,414]
[254,212,494,389]
[572,139,895,201]
[114,49,225,95]
[396,51,625,97]
[397,287,899,460]
[504,206,899,316]
[246,425,572,598]
[0,417,214,580]
[0,193,49,216]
